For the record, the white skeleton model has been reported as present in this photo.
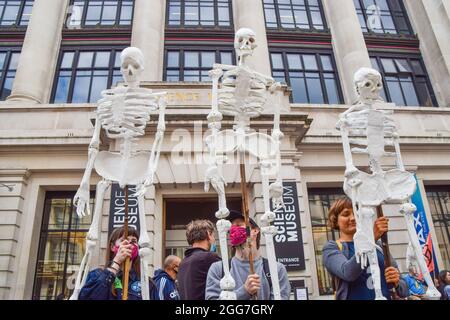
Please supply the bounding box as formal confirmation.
[204,28,285,300]
[69,47,167,300]
[337,67,441,300]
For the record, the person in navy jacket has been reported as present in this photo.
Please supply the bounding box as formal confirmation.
[152,255,181,300]
[79,226,153,300]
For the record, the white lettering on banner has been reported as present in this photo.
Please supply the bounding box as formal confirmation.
[413,213,426,245]
[274,185,298,243]
[110,185,139,232]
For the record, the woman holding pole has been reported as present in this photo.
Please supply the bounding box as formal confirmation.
[78,226,150,300]
[323,197,409,300]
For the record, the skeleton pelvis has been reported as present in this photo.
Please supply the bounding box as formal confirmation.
[344,169,416,206]
[94,151,150,186]
[213,130,279,159]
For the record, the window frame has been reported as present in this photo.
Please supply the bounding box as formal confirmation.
[370,52,438,107]
[425,186,450,270]
[51,47,125,104]
[32,191,95,300]
[269,48,344,104]
[307,188,345,296]
[0,48,21,100]
[165,0,233,29]
[263,0,328,32]
[163,47,235,82]
[67,0,134,29]
[0,0,34,27]
[353,0,414,36]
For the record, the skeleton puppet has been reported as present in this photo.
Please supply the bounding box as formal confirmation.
[205,28,285,300]
[336,67,441,299]
[69,47,167,300]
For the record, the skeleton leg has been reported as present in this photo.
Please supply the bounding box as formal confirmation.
[400,203,441,299]
[368,250,386,300]
[137,192,152,300]
[260,162,282,300]
[217,219,236,300]
[70,179,110,300]
[353,206,385,300]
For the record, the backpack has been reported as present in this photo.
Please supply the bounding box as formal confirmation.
[221,258,273,291]
[148,277,157,300]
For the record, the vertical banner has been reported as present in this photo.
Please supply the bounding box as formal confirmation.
[271,181,306,271]
[411,175,439,276]
[108,184,140,238]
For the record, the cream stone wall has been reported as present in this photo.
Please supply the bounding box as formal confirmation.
[1,0,450,300]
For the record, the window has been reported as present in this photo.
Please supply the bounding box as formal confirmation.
[270,51,342,104]
[308,188,344,296]
[370,55,436,107]
[32,192,94,300]
[426,187,450,270]
[0,0,33,27]
[164,49,234,82]
[167,0,231,27]
[354,0,413,35]
[52,49,123,104]
[263,0,326,31]
[67,0,134,28]
[0,50,20,100]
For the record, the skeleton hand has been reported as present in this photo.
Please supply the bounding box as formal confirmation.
[204,165,227,194]
[269,182,284,210]
[133,174,153,198]
[353,231,374,269]
[74,183,91,217]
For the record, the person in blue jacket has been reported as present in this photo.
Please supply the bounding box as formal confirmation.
[322,197,409,300]
[152,255,181,300]
[79,226,153,300]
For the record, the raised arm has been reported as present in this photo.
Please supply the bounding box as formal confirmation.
[133,94,167,197]
[74,114,101,217]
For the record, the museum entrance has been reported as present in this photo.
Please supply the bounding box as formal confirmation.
[164,197,242,259]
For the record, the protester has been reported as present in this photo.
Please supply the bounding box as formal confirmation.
[322,197,409,300]
[205,210,291,300]
[153,255,181,300]
[177,219,221,300]
[79,226,151,300]
[437,270,450,300]
[403,266,427,299]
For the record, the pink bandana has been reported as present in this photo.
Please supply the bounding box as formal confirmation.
[230,225,247,247]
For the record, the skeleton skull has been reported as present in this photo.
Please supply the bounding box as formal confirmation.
[354,67,383,103]
[120,47,144,85]
[234,28,257,61]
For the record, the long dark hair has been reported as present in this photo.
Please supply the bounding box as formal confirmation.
[105,226,141,279]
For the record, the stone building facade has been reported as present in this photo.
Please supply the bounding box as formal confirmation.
[0,0,449,300]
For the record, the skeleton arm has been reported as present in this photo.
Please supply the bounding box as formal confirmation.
[337,114,359,176]
[133,95,167,197]
[74,114,102,217]
[268,82,285,209]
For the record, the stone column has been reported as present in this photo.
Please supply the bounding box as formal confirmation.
[7,0,68,104]
[403,0,450,107]
[131,0,166,81]
[0,169,30,300]
[322,0,372,104]
[232,0,271,75]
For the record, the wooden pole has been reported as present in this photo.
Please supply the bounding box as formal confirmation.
[376,205,402,300]
[122,185,130,300]
[240,162,255,275]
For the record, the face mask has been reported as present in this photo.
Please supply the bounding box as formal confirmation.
[229,225,247,247]
[113,243,139,261]
[210,242,217,253]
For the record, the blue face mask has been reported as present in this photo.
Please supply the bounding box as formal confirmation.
[210,243,217,253]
